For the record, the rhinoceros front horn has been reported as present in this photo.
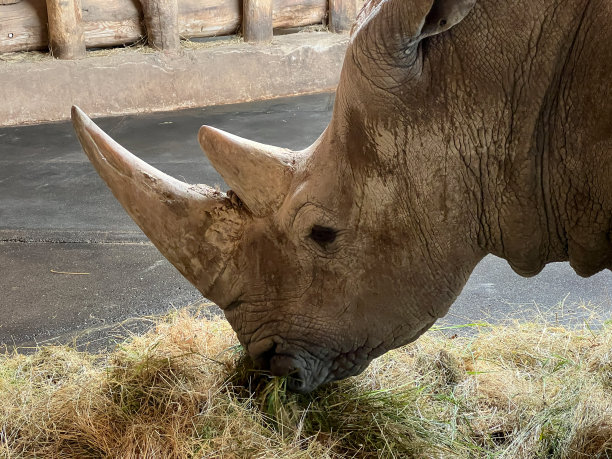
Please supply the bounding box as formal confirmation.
[71,106,246,301]
[198,126,299,217]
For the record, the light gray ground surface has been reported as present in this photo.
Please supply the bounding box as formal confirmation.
[1,93,610,352]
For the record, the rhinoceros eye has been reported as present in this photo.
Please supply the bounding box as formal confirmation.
[309,225,337,247]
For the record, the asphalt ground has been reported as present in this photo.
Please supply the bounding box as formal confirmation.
[1,93,610,351]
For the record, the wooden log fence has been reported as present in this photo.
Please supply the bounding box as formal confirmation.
[243,0,273,43]
[329,0,358,33]
[139,0,179,51]
[46,0,86,58]
[0,0,363,56]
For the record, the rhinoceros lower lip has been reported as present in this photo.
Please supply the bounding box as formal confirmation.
[269,354,306,391]
[247,339,309,391]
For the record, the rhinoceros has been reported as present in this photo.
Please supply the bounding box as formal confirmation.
[72,0,612,393]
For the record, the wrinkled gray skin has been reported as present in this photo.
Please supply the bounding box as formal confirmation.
[73,0,612,393]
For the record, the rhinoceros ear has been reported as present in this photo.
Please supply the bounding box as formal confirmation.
[353,0,476,69]
[418,0,477,38]
[199,126,300,217]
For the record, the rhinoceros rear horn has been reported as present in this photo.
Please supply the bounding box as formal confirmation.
[71,106,246,299]
[198,126,299,217]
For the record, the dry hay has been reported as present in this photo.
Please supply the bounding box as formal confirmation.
[0,308,611,458]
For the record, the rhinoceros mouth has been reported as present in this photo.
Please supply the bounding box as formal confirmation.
[248,341,306,392]
[248,339,332,393]
[269,319,440,392]
[248,339,374,393]
[242,313,441,393]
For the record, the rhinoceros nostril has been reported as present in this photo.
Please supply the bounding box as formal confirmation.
[249,339,277,370]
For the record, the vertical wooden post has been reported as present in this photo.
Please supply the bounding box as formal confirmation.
[329,0,358,33]
[139,0,180,52]
[243,0,273,43]
[45,0,85,59]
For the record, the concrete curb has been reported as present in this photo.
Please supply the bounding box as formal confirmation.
[0,32,348,126]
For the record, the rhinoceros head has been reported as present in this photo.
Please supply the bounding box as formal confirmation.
[73,0,480,392]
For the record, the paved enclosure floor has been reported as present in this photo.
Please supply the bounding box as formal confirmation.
[1,93,611,350]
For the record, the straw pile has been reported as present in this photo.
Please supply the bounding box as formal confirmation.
[1,309,610,458]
